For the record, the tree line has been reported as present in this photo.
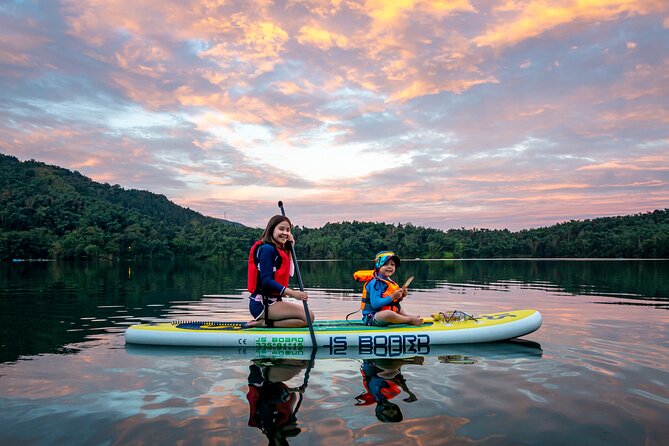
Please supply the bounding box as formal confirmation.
[1,153,668,260]
[292,213,669,259]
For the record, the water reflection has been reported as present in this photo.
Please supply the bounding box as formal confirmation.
[237,339,544,438]
[355,357,422,423]
[4,333,666,446]
[124,340,544,362]
[123,340,544,446]
[2,258,667,445]
[247,358,311,446]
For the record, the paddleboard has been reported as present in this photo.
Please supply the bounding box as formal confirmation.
[125,309,542,349]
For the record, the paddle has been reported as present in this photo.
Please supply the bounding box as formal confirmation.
[278,201,317,349]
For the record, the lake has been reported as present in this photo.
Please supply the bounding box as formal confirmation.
[1,259,668,445]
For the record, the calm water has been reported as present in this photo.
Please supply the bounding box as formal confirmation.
[1,259,668,445]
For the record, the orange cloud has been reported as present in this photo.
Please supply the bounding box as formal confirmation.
[388,76,499,102]
[200,19,289,77]
[73,158,102,168]
[109,73,179,109]
[614,60,669,101]
[271,79,320,96]
[518,107,551,117]
[242,20,289,54]
[55,0,495,113]
[475,0,668,48]
[364,0,415,28]
[596,105,669,129]
[364,0,474,30]
[114,43,171,78]
[577,160,669,171]
[6,128,84,146]
[297,24,349,50]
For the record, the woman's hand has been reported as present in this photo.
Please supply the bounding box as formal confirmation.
[285,288,309,301]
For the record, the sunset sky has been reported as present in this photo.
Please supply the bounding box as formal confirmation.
[1,0,668,230]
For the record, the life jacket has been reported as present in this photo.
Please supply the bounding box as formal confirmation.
[247,240,291,295]
[353,270,401,313]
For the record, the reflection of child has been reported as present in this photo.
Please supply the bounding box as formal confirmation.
[361,251,422,326]
[247,359,308,445]
[354,357,422,423]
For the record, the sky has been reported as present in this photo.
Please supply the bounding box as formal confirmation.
[1,0,668,231]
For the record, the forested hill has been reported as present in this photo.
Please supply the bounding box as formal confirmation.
[0,154,260,260]
[293,211,669,259]
[1,153,668,260]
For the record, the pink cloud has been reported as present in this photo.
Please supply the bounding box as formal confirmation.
[1,0,667,232]
[475,0,668,49]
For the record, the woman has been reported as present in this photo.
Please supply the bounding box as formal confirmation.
[246,215,314,328]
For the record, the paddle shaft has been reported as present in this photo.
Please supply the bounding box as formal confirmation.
[278,201,317,348]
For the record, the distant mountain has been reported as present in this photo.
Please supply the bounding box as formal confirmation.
[0,153,259,260]
[2,153,667,260]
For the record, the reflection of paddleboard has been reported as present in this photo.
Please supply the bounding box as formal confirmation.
[124,339,543,361]
[125,309,542,348]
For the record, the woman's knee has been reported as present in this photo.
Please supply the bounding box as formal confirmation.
[294,308,314,322]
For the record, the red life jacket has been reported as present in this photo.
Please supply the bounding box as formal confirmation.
[353,270,401,313]
[247,240,291,295]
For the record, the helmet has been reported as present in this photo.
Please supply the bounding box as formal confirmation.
[375,251,400,269]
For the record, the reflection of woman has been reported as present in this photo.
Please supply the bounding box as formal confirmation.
[354,357,422,423]
[247,359,309,446]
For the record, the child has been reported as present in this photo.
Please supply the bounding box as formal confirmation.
[361,251,423,326]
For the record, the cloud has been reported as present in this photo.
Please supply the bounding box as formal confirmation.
[297,24,349,50]
[388,77,499,102]
[0,0,668,231]
[474,0,668,49]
